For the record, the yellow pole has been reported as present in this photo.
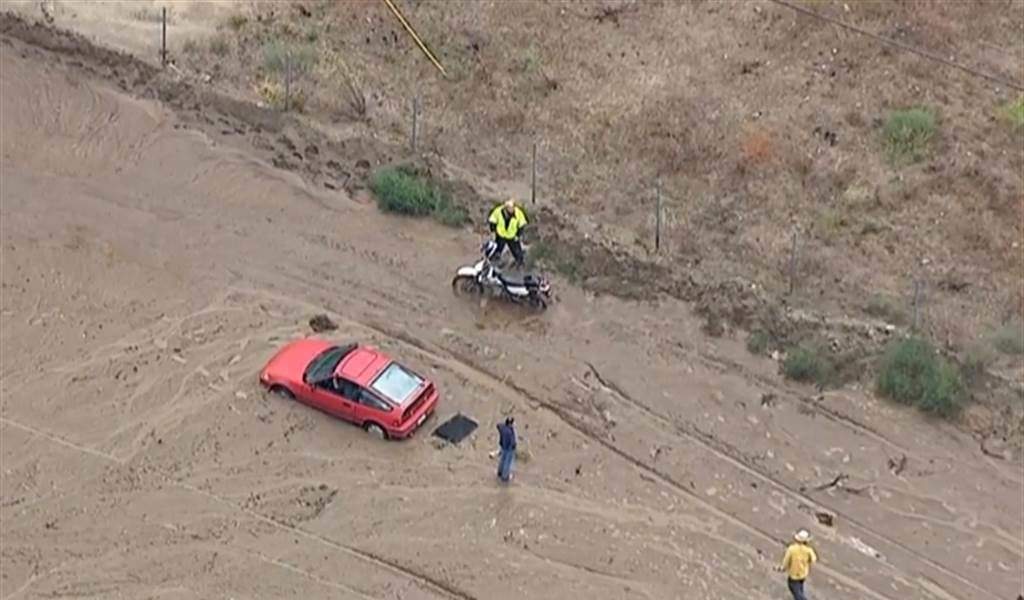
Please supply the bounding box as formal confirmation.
[380,0,447,77]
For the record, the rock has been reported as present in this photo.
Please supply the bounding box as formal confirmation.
[308,314,338,332]
[601,409,616,426]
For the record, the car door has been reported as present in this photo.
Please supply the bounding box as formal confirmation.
[306,377,358,421]
[328,377,363,422]
[352,386,393,428]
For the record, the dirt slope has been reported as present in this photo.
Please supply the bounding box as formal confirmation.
[1,10,1022,600]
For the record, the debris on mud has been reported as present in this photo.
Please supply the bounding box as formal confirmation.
[887,454,907,476]
[815,511,835,527]
[980,436,1010,460]
[808,473,848,492]
[308,313,338,332]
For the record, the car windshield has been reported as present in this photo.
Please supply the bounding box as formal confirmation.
[304,344,354,383]
[369,362,423,404]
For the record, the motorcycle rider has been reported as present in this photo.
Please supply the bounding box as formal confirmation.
[487,198,528,269]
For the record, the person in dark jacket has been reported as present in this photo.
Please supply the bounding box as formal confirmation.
[496,417,517,482]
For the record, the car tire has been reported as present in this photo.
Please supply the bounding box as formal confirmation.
[270,385,294,400]
[365,422,388,440]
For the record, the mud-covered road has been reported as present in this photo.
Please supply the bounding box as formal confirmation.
[1,20,1021,600]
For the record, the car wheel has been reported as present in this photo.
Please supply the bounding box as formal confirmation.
[270,385,294,400]
[365,422,388,440]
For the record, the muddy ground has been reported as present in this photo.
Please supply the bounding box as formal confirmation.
[1,6,1022,600]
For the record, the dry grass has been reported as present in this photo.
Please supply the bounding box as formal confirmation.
[740,129,774,165]
[315,45,368,121]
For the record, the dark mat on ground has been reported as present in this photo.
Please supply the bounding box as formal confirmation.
[433,413,478,444]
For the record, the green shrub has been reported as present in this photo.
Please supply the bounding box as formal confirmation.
[226,14,248,31]
[208,35,230,56]
[1004,97,1024,129]
[782,346,835,387]
[261,40,317,77]
[991,322,1024,355]
[433,201,470,227]
[962,343,994,386]
[864,293,908,325]
[526,239,581,282]
[883,107,936,164]
[746,330,771,355]
[876,337,966,417]
[370,167,467,227]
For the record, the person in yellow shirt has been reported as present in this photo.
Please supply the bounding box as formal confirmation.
[777,529,818,600]
[487,198,528,268]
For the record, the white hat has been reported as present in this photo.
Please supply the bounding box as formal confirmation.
[794,529,811,543]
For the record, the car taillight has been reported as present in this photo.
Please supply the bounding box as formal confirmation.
[402,384,433,422]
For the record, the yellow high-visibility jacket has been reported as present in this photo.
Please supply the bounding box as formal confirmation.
[489,204,528,240]
[781,542,818,581]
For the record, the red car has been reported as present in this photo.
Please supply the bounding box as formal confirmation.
[258,339,438,440]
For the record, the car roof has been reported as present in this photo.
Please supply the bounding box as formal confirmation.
[335,346,391,385]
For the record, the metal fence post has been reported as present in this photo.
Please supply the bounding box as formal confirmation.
[411,96,420,153]
[788,230,799,295]
[531,141,537,204]
[161,7,167,66]
[912,279,923,331]
[655,180,663,252]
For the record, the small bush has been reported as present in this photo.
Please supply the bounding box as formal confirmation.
[256,78,306,112]
[876,337,966,417]
[520,46,541,72]
[815,208,848,241]
[262,40,317,77]
[782,346,835,386]
[991,322,1024,355]
[746,330,771,355]
[131,7,169,23]
[962,343,994,386]
[527,239,581,282]
[1004,97,1024,129]
[433,201,470,227]
[864,293,908,325]
[370,167,467,227]
[260,41,317,112]
[316,46,368,120]
[883,107,936,164]
[226,14,248,31]
[208,35,230,57]
[740,130,774,164]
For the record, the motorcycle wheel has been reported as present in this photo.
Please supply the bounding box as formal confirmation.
[452,275,483,297]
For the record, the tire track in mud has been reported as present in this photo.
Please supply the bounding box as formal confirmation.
[179,483,475,600]
[253,274,1002,598]
[331,318,904,600]
[577,361,1006,600]
[687,344,1023,487]
[0,419,475,600]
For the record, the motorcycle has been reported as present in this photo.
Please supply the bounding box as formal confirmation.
[452,240,553,310]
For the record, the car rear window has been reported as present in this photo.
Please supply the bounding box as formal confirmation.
[370,362,423,404]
